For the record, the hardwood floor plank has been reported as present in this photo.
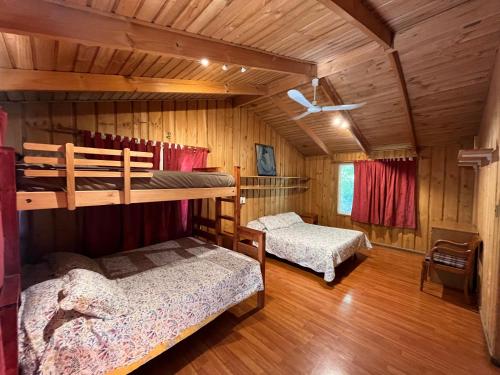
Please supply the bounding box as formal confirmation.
[134,247,498,374]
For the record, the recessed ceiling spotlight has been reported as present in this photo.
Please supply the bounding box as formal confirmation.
[200,58,209,67]
[333,116,342,126]
[222,64,229,71]
[240,66,247,73]
[341,121,350,129]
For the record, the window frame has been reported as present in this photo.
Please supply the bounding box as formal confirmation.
[337,162,354,216]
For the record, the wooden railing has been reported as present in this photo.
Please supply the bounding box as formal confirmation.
[17,142,237,211]
[22,142,153,210]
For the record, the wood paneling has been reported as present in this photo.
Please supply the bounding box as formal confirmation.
[394,0,500,146]
[476,49,500,361]
[0,0,316,76]
[0,31,288,87]
[2,99,305,257]
[56,0,370,63]
[0,1,499,153]
[302,141,475,254]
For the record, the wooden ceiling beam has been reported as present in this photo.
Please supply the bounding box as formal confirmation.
[0,68,267,96]
[387,51,418,149]
[319,78,369,153]
[316,0,393,49]
[271,96,331,156]
[233,75,312,108]
[0,0,316,76]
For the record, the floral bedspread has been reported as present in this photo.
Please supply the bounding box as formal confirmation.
[19,237,263,374]
[266,223,372,282]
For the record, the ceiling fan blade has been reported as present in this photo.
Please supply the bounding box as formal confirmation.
[321,102,366,111]
[287,89,313,108]
[292,112,310,121]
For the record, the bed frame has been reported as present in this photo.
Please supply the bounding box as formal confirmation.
[17,142,238,211]
[4,142,266,374]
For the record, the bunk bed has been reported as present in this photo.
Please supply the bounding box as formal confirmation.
[1,142,266,375]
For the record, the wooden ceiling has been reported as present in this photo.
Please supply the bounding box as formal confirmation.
[56,0,370,63]
[0,0,498,155]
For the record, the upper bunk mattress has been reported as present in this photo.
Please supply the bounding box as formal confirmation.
[19,237,263,374]
[16,166,235,191]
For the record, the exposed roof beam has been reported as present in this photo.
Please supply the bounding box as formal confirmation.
[317,42,383,78]
[271,96,331,156]
[0,0,316,76]
[387,51,418,149]
[319,78,369,153]
[0,68,267,96]
[233,75,312,108]
[316,0,393,49]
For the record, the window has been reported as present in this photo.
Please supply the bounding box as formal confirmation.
[338,163,354,215]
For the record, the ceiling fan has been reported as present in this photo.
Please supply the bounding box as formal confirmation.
[287,78,365,120]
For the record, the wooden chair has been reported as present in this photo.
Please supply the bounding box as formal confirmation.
[420,236,481,304]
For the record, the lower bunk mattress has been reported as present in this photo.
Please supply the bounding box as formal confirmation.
[19,237,263,375]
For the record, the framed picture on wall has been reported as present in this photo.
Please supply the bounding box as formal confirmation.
[255,143,277,176]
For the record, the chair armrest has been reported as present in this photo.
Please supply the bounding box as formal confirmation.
[430,246,470,258]
[433,239,469,249]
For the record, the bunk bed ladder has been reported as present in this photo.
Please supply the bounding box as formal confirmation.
[215,166,241,250]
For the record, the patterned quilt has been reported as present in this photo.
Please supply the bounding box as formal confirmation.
[19,237,263,374]
[266,223,372,282]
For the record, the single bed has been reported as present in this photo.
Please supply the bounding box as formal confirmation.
[247,212,372,282]
[18,237,264,375]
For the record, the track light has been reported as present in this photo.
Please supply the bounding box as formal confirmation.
[200,58,209,67]
[222,64,229,71]
[240,66,247,73]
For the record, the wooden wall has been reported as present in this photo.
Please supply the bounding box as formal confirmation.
[303,142,476,254]
[2,99,305,257]
[476,49,500,361]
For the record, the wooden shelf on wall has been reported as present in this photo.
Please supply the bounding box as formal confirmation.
[241,176,310,180]
[458,148,494,168]
[241,185,308,191]
[240,176,310,191]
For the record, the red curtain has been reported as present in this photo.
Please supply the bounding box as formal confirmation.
[163,144,208,236]
[351,159,417,229]
[0,108,6,147]
[81,132,207,255]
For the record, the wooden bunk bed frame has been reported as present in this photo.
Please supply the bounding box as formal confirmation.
[6,142,266,374]
[17,142,237,211]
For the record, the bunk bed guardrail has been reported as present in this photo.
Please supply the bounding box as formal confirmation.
[17,142,237,211]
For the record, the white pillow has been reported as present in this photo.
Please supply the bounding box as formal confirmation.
[60,269,129,320]
[258,215,288,231]
[246,219,266,232]
[276,212,303,227]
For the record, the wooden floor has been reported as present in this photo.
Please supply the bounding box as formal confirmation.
[134,247,499,375]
